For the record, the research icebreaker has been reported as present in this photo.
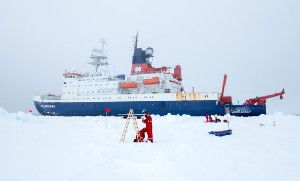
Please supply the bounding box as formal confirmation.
[33,35,285,116]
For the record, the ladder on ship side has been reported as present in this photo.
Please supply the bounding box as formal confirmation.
[120,109,140,142]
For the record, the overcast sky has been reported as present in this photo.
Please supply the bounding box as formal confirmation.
[0,0,299,114]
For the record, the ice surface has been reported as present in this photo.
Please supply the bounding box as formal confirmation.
[0,106,8,116]
[0,110,299,181]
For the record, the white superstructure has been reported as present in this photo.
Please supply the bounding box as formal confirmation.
[34,37,219,104]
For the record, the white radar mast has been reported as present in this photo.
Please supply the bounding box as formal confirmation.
[88,39,109,74]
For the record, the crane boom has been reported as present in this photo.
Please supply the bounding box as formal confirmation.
[244,89,285,105]
[221,74,227,98]
[219,74,232,105]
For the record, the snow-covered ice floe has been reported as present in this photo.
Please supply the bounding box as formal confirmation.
[0,109,299,181]
[0,106,8,116]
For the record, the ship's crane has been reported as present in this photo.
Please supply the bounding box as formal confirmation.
[244,89,285,105]
[219,74,232,105]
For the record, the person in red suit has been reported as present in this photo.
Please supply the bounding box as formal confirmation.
[143,111,153,142]
[134,111,153,143]
[205,114,213,123]
[134,128,146,142]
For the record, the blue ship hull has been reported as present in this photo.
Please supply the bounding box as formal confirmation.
[34,100,266,117]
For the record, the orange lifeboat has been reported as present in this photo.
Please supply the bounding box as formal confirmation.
[143,77,160,85]
[63,72,82,77]
[120,82,137,89]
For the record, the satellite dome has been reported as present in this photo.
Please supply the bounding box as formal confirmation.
[145,47,154,56]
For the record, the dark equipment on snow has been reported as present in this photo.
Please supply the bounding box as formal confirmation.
[209,130,232,137]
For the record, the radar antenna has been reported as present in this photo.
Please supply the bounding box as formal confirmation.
[88,39,109,73]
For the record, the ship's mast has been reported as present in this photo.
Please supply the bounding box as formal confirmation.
[88,39,109,74]
[133,32,138,53]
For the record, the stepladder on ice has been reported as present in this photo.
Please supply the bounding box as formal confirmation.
[120,109,140,142]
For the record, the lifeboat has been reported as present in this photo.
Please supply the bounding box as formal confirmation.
[143,77,160,85]
[63,72,82,77]
[120,82,138,89]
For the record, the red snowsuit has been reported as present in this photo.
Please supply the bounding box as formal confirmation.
[135,128,147,142]
[135,114,153,143]
[205,114,213,122]
[143,114,153,142]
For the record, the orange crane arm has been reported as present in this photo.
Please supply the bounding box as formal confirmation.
[219,74,232,104]
[221,74,227,98]
[244,89,285,105]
